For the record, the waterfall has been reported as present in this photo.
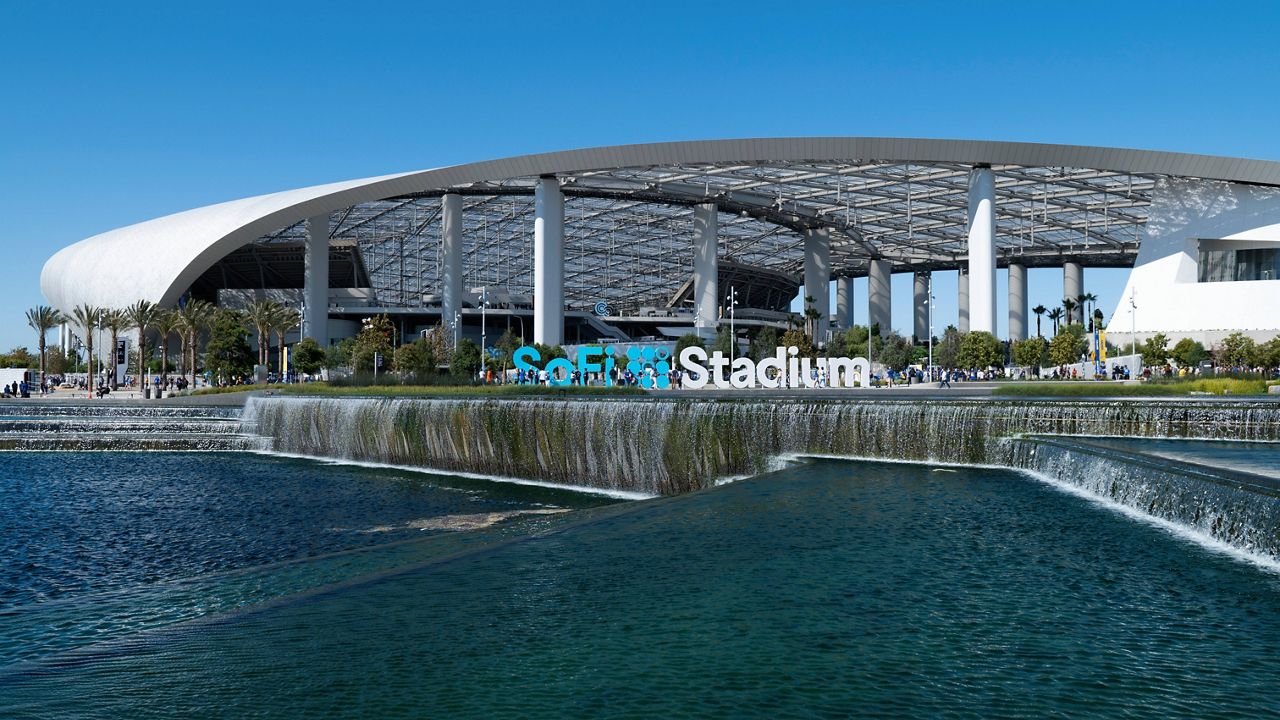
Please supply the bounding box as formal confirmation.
[242,396,1280,496]
[996,435,1280,559]
[0,404,258,451]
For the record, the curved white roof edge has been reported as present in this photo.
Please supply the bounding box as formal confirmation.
[40,137,1280,313]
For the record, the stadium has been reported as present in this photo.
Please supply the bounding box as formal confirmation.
[40,138,1280,356]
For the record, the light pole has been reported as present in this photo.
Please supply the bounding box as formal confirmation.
[927,273,934,382]
[95,319,103,391]
[725,286,738,357]
[452,311,461,349]
[1129,287,1138,357]
[479,287,488,358]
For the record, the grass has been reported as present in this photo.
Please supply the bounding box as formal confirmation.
[993,377,1271,397]
[190,382,647,398]
[189,383,292,396]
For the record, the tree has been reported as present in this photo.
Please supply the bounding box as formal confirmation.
[125,300,157,388]
[151,309,180,381]
[394,338,438,380]
[244,299,282,368]
[1170,338,1208,368]
[270,307,301,373]
[1049,329,1087,367]
[25,305,65,386]
[802,294,822,342]
[351,315,395,374]
[0,347,38,368]
[1215,332,1256,368]
[70,304,102,392]
[494,328,522,371]
[1138,333,1169,367]
[750,326,780,361]
[174,299,214,386]
[877,332,914,370]
[713,326,739,358]
[1062,298,1079,326]
[100,309,130,389]
[1047,307,1063,335]
[1031,305,1047,338]
[46,348,68,375]
[674,333,705,360]
[1011,337,1047,369]
[203,310,255,384]
[1256,335,1280,372]
[291,337,327,376]
[934,325,962,369]
[451,339,482,380]
[957,331,1002,370]
[779,329,814,359]
[325,337,356,370]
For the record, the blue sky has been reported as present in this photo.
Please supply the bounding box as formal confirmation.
[2,1,1278,350]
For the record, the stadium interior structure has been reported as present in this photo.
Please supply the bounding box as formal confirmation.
[42,138,1280,356]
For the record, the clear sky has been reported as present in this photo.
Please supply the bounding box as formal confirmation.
[3,1,1279,351]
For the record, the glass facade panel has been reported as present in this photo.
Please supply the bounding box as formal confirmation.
[1198,246,1278,282]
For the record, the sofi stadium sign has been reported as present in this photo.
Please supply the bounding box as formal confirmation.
[513,344,871,389]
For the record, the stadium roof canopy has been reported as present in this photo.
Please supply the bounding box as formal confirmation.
[42,138,1280,315]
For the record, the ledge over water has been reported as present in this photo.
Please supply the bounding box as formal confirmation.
[242,395,1280,495]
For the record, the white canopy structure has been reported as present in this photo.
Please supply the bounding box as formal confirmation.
[42,137,1280,347]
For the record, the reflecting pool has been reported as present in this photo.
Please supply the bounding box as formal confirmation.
[3,454,1279,717]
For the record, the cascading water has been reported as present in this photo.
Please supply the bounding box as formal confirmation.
[997,435,1280,560]
[242,396,1279,484]
[241,395,1280,562]
[0,404,261,451]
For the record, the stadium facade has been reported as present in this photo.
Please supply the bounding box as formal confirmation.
[41,138,1280,353]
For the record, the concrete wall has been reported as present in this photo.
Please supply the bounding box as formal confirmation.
[1110,177,1280,345]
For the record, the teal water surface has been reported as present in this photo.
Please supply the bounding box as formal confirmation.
[3,456,1279,718]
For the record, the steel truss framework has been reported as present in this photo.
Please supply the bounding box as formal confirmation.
[252,161,1157,314]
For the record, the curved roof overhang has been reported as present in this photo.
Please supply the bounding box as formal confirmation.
[41,137,1280,314]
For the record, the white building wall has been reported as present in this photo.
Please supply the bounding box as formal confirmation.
[1110,177,1280,344]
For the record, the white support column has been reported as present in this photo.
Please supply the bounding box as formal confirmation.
[967,166,997,334]
[533,176,565,346]
[957,267,970,333]
[1008,263,1028,341]
[1063,261,1083,324]
[303,213,330,346]
[692,202,718,339]
[868,259,892,334]
[441,193,464,341]
[913,271,930,343]
[835,276,854,329]
[803,227,831,344]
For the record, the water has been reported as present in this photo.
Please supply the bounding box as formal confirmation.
[4,456,1280,717]
[0,403,253,450]
[1079,437,1280,479]
[0,452,616,666]
[243,395,1280,495]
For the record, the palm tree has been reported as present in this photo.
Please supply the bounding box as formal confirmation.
[1047,307,1064,336]
[70,304,102,392]
[244,299,282,368]
[1031,305,1047,338]
[25,306,66,388]
[1062,298,1078,326]
[1082,292,1098,331]
[126,300,158,390]
[152,309,180,384]
[100,309,130,390]
[270,306,301,375]
[174,299,214,387]
[802,294,821,341]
